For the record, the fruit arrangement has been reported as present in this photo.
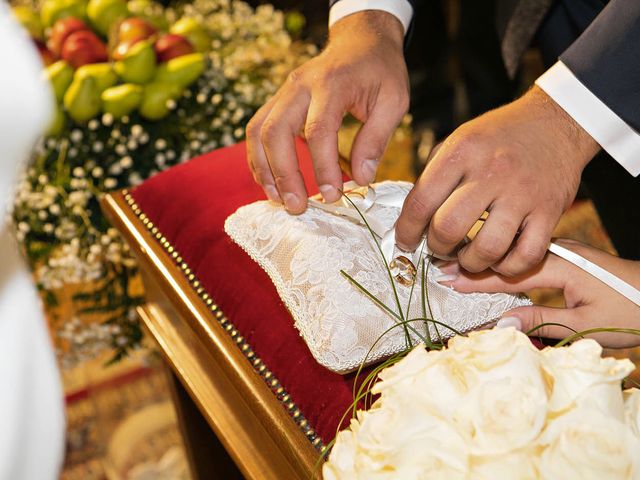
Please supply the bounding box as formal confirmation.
[10,0,316,367]
[13,0,210,127]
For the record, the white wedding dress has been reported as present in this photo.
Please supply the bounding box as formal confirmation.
[226,181,531,373]
[0,7,64,479]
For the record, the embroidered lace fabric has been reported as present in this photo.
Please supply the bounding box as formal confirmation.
[225,181,531,373]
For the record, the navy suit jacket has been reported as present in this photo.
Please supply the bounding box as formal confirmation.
[329,0,640,132]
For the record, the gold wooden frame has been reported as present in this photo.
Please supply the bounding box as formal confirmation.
[101,190,323,479]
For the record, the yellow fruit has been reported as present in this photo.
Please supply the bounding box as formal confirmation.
[41,0,86,27]
[12,6,44,39]
[139,82,179,120]
[86,0,128,35]
[46,104,66,136]
[154,52,204,88]
[170,17,210,52]
[63,75,101,122]
[101,83,143,118]
[45,60,74,102]
[75,63,118,92]
[114,40,157,84]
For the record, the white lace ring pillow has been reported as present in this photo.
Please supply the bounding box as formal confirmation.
[225,181,531,373]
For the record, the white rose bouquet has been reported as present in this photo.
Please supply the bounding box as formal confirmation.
[324,327,640,479]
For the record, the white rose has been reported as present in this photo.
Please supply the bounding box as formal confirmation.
[455,376,547,456]
[470,447,540,480]
[323,422,358,480]
[541,339,634,418]
[324,398,470,479]
[448,327,538,371]
[448,327,547,397]
[624,388,640,439]
[538,408,640,480]
[373,346,468,418]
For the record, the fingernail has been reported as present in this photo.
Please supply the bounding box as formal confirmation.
[319,184,338,202]
[283,192,300,211]
[362,159,379,183]
[434,273,458,283]
[436,262,460,276]
[496,316,522,331]
[264,185,281,203]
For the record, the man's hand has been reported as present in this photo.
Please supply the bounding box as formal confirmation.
[396,86,600,276]
[437,239,640,348]
[246,11,409,213]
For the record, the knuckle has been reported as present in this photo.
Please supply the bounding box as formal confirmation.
[304,119,333,143]
[314,164,338,181]
[260,119,279,144]
[487,151,514,176]
[253,165,272,183]
[431,215,464,245]
[521,244,546,265]
[287,67,304,86]
[246,117,261,140]
[404,193,431,223]
[322,62,351,82]
[514,243,547,271]
[473,239,506,262]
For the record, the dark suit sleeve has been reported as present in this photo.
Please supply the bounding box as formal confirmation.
[560,0,640,131]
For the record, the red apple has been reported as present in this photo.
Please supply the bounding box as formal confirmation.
[61,31,108,68]
[34,40,56,66]
[47,17,90,56]
[117,17,157,43]
[154,33,194,62]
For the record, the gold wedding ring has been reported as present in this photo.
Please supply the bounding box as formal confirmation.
[389,255,417,287]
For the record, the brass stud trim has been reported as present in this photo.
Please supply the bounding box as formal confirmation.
[123,191,325,451]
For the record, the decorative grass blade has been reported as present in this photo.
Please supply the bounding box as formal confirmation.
[525,322,578,337]
[339,192,406,326]
[555,327,640,347]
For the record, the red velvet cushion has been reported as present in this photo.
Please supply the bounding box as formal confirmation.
[131,139,360,444]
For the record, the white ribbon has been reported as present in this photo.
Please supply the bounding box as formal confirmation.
[308,182,640,307]
[308,181,426,267]
[549,242,640,307]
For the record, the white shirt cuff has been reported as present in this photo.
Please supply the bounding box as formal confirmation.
[329,0,414,35]
[536,61,640,177]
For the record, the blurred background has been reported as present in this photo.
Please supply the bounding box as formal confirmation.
[5,0,634,478]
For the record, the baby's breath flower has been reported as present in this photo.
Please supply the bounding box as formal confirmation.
[102,113,114,126]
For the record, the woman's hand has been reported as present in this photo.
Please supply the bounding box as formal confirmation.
[437,239,640,348]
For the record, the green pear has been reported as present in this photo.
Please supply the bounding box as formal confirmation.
[139,82,181,120]
[41,0,86,27]
[101,83,143,118]
[170,17,210,52]
[46,104,66,136]
[114,40,157,84]
[63,75,101,122]
[45,60,74,102]
[154,53,204,89]
[12,6,44,40]
[87,0,128,35]
[75,63,117,92]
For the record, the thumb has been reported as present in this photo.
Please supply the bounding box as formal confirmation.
[497,305,583,340]
[349,95,407,185]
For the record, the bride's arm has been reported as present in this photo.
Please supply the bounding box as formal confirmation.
[436,239,640,348]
